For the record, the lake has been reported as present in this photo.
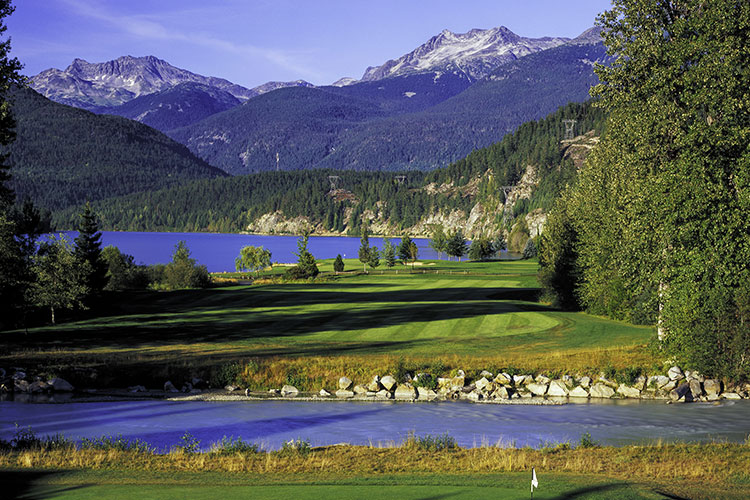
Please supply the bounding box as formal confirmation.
[1,399,748,452]
[57,231,476,272]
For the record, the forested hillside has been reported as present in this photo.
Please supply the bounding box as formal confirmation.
[4,88,227,212]
[54,101,607,239]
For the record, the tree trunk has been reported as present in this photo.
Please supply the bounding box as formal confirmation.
[50,306,55,325]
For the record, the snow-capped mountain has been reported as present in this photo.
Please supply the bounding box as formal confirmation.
[358,26,569,83]
[29,55,315,111]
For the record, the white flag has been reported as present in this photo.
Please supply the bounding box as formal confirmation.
[531,467,538,492]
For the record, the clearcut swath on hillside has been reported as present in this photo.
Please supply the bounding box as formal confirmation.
[0,259,654,382]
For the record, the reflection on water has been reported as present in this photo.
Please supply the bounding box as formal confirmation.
[2,399,749,451]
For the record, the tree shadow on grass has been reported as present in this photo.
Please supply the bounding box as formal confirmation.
[0,470,89,500]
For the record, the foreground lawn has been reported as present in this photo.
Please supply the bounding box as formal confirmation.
[1,259,655,387]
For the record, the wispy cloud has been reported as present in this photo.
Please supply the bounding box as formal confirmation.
[61,0,322,81]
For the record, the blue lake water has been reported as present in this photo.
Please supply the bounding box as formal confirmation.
[1,399,748,452]
[58,232,461,272]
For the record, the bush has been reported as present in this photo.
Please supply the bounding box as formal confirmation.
[80,434,155,453]
[578,432,599,449]
[174,432,201,454]
[285,368,309,389]
[5,425,75,451]
[211,362,242,387]
[412,373,438,391]
[616,366,642,386]
[407,432,458,452]
[280,438,311,456]
[210,436,259,455]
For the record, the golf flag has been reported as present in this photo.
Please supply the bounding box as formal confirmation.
[531,467,538,493]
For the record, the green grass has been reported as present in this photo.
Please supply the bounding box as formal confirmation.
[0,470,702,500]
[0,258,655,384]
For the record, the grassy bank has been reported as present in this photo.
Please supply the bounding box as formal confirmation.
[1,259,656,390]
[2,442,749,499]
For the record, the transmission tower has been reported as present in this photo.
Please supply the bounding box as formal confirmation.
[394,175,406,185]
[328,175,340,190]
[501,186,514,223]
[276,152,280,171]
[562,119,577,140]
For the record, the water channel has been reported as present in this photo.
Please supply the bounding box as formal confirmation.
[1,399,748,451]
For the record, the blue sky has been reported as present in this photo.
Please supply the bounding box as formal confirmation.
[9,0,613,88]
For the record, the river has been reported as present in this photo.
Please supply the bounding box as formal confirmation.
[1,399,748,451]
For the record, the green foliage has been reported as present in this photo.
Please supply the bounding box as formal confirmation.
[279,438,311,457]
[578,432,599,449]
[427,224,447,259]
[333,254,345,272]
[382,238,396,268]
[522,237,538,260]
[2,425,75,452]
[358,229,371,272]
[163,241,211,290]
[286,233,319,280]
[210,362,242,388]
[368,245,380,270]
[397,236,413,263]
[284,367,308,389]
[235,245,272,276]
[445,230,467,261]
[210,435,259,455]
[468,236,494,261]
[80,434,155,454]
[175,432,201,454]
[407,432,458,452]
[101,246,150,291]
[74,202,108,294]
[538,196,581,310]
[0,213,28,329]
[412,373,438,391]
[616,366,642,386]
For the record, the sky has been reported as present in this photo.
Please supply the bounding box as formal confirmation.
[8,0,613,89]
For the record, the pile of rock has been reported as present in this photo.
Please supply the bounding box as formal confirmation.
[265,366,749,404]
[0,368,75,395]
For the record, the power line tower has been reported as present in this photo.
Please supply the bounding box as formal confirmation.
[276,152,280,172]
[501,186,514,224]
[394,175,406,185]
[563,119,577,140]
[328,175,340,191]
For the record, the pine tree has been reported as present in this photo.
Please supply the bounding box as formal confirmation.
[358,227,371,272]
[74,202,108,294]
[383,238,396,268]
[333,254,345,273]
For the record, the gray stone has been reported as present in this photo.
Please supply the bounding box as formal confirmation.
[353,384,368,394]
[376,389,392,399]
[466,391,482,401]
[685,370,704,383]
[633,376,647,391]
[394,383,417,400]
[547,380,569,396]
[319,388,331,397]
[653,375,671,388]
[437,377,452,389]
[662,380,677,392]
[722,392,742,400]
[527,383,548,396]
[335,389,354,399]
[281,384,299,397]
[474,377,491,392]
[417,386,437,399]
[480,370,494,379]
[579,376,591,388]
[129,385,147,393]
[668,366,684,381]
[513,374,528,385]
[13,379,30,393]
[163,381,178,393]
[598,376,617,388]
[617,384,641,399]
[494,373,512,385]
[450,375,466,390]
[456,369,466,377]
[705,393,720,402]
[670,383,692,402]
[268,388,280,395]
[181,382,193,393]
[49,377,74,392]
[380,375,397,391]
[366,376,381,392]
[224,385,238,392]
[703,379,722,395]
[338,376,353,390]
[535,374,551,384]
[562,375,575,388]
[689,379,703,399]
[28,381,48,393]
[569,386,589,398]
[589,383,615,399]
[493,386,510,399]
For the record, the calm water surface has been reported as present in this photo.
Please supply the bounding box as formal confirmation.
[58,232,468,272]
[1,399,748,451]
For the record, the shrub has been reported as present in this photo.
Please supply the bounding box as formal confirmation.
[407,432,458,452]
[80,434,155,454]
[412,373,438,391]
[210,436,259,455]
[280,438,311,456]
[211,362,242,387]
[578,432,599,449]
[174,432,201,454]
[616,366,642,386]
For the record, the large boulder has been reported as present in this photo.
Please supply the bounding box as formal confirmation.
[450,375,466,390]
[29,381,49,394]
[513,374,530,385]
[492,386,510,399]
[163,381,178,393]
[49,378,74,392]
[353,384,368,395]
[394,384,417,400]
[474,377,491,392]
[670,383,692,402]
[281,385,299,397]
[417,386,437,400]
[569,386,589,398]
[535,374,551,385]
[589,383,615,399]
[722,392,743,400]
[366,376,381,392]
[652,375,670,388]
[703,379,722,396]
[527,383,548,396]
[494,373,513,385]
[380,375,397,391]
[617,384,641,399]
[335,389,354,398]
[562,375,575,388]
[547,380,569,397]
[319,388,331,397]
[578,376,592,388]
[466,391,482,401]
[338,377,353,390]
[668,366,684,381]
[480,370,494,379]
[376,389,393,399]
[689,379,703,400]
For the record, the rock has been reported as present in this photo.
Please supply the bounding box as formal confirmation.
[579,376,591,388]
[598,376,617,388]
[527,383,548,396]
[244,388,251,396]
[335,389,355,398]
[466,391,482,401]
[513,374,528,385]
[703,379,722,395]
[394,383,417,400]
[685,370,704,383]
[617,384,641,399]
[589,383,615,399]
[569,386,589,398]
[670,383,693,402]
[281,385,299,397]
[28,381,48,394]
[653,375,671,388]
[380,375,397,391]
[510,391,521,399]
[366,376,381,392]
[319,388,331,397]
[535,374,551,384]
[376,389,392,399]
[164,381,178,393]
[191,377,208,389]
[268,388,280,395]
[562,375,575,388]
[494,373,512,385]
[129,385,147,393]
[181,382,193,393]
[705,393,720,402]
[224,385,237,392]
[417,386,437,399]
[46,378,73,392]
[353,384,367,394]
[633,376,647,391]
[480,370,494,379]
[667,366,684,381]
[547,380,569,397]
[338,377,353,390]
[456,369,466,377]
[662,380,677,392]
[474,377,491,392]
[493,386,510,399]
[437,377,452,389]
[450,376,465,390]
[722,392,742,400]
[12,371,26,381]
[689,379,703,399]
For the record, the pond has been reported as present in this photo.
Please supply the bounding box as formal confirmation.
[1,399,748,451]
